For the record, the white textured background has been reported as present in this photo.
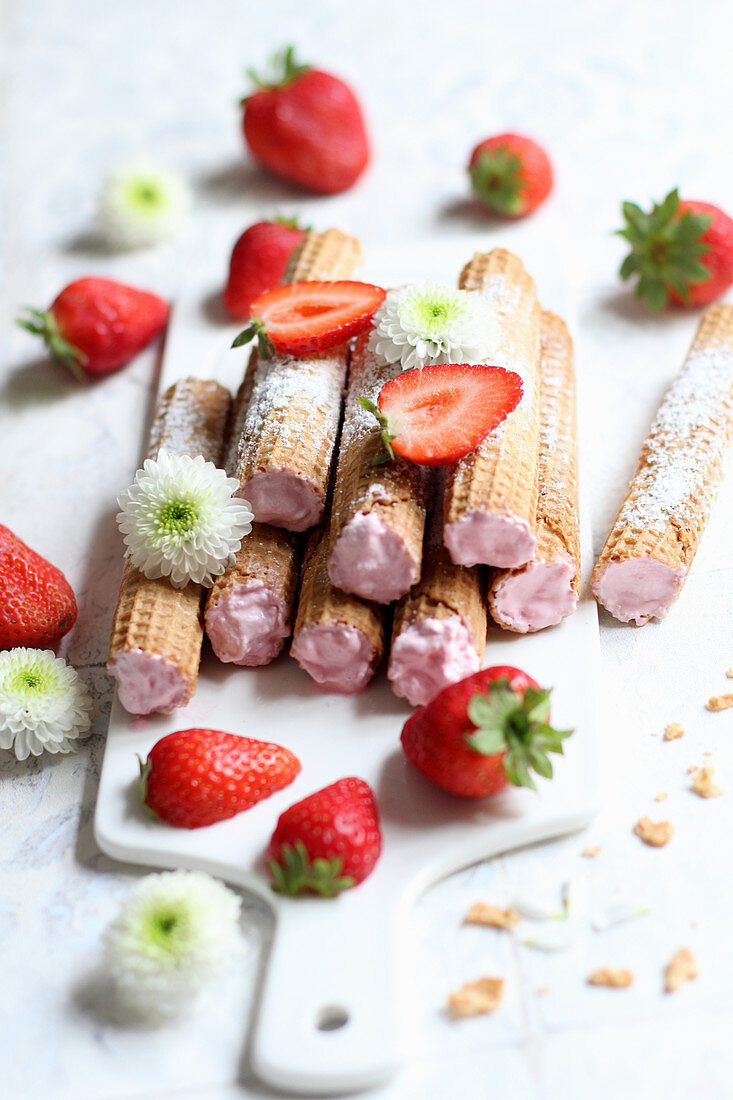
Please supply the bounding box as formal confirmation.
[1,1,733,1097]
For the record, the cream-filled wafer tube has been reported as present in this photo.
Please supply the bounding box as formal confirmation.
[291,521,386,693]
[234,228,362,531]
[388,474,487,706]
[488,310,580,632]
[326,332,431,603]
[592,303,733,625]
[205,380,302,666]
[107,378,231,714]
[443,250,541,568]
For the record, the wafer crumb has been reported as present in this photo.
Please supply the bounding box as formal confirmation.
[687,764,699,774]
[581,845,601,858]
[707,693,733,712]
[664,721,685,741]
[727,669,733,679]
[665,948,698,993]
[655,792,668,802]
[537,987,551,996]
[634,816,674,847]
[465,902,519,930]
[448,977,504,1017]
[703,751,713,757]
[588,968,634,988]
[690,766,723,798]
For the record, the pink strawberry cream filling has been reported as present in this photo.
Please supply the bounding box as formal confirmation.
[108,649,189,715]
[238,471,321,532]
[291,623,377,693]
[592,556,685,626]
[490,559,578,633]
[328,513,419,603]
[388,616,480,707]
[444,510,537,568]
[205,582,290,666]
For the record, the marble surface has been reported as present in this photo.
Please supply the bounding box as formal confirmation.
[1,0,733,1097]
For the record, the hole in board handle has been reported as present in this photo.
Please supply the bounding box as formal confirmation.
[316,1006,350,1032]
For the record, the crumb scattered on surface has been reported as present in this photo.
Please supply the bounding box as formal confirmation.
[588,967,634,988]
[655,792,668,802]
[703,751,713,756]
[581,845,601,858]
[634,816,674,847]
[707,693,733,712]
[727,668,733,679]
[690,766,723,798]
[665,948,698,993]
[465,902,519,930]
[664,721,685,741]
[448,977,504,1017]
[537,986,551,996]
[687,764,699,774]
[650,732,658,737]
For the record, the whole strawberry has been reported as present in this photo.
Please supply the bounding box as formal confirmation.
[469,133,553,218]
[223,217,306,320]
[618,189,733,309]
[0,525,77,649]
[140,729,300,829]
[17,277,169,379]
[267,777,382,897]
[242,46,369,195]
[401,666,572,798]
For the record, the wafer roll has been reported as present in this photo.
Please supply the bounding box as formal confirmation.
[489,310,580,632]
[291,521,386,693]
[443,250,541,568]
[592,303,733,625]
[107,378,231,714]
[388,475,487,706]
[234,228,362,531]
[326,333,431,603]
[205,379,302,665]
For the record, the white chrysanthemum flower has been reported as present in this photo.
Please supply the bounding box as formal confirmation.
[96,160,191,249]
[368,282,494,371]
[103,870,244,1020]
[117,450,253,588]
[0,648,92,761]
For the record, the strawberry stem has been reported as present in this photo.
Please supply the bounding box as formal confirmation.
[136,753,159,821]
[231,318,276,359]
[469,146,525,216]
[16,306,88,381]
[245,45,312,96]
[465,679,572,790]
[357,396,396,464]
[269,840,356,898]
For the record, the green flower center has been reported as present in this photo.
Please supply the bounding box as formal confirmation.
[156,499,199,537]
[143,903,190,956]
[410,291,461,337]
[128,178,165,211]
[9,663,54,698]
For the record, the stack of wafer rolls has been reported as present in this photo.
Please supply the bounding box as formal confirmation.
[290,520,386,693]
[107,378,231,714]
[234,229,362,531]
[489,310,580,632]
[592,303,733,625]
[205,379,302,665]
[326,332,432,602]
[388,472,487,706]
[443,250,541,568]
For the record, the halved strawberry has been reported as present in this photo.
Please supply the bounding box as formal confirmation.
[232,280,385,358]
[359,363,523,466]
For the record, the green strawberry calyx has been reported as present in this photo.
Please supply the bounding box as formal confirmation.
[271,213,311,232]
[617,189,712,310]
[357,396,396,465]
[469,146,525,216]
[16,306,88,381]
[269,840,356,898]
[231,318,276,359]
[244,46,312,98]
[136,754,159,821]
[465,678,572,790]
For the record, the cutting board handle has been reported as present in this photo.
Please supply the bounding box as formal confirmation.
[250,883,402,1094]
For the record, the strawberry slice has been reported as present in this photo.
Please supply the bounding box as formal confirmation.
[232,280,386,358]
[359,363,523,466]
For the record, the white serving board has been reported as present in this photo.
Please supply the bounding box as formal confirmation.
[95,236,599,1096]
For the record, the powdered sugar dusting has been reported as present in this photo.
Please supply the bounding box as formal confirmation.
[618,343,733,533]
[148,378,230,465]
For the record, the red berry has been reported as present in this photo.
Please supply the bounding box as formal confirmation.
[618,190,733,310]
[370,362,523,466]
[17,277,169,379]
[140,728,301,829]
[401,666,571,798]
[242,47,369,195]
[469,133,553,218]
[234,280,386,359]
[267,777,382,896]
[0,525,78,650]
[223,218,306,320]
